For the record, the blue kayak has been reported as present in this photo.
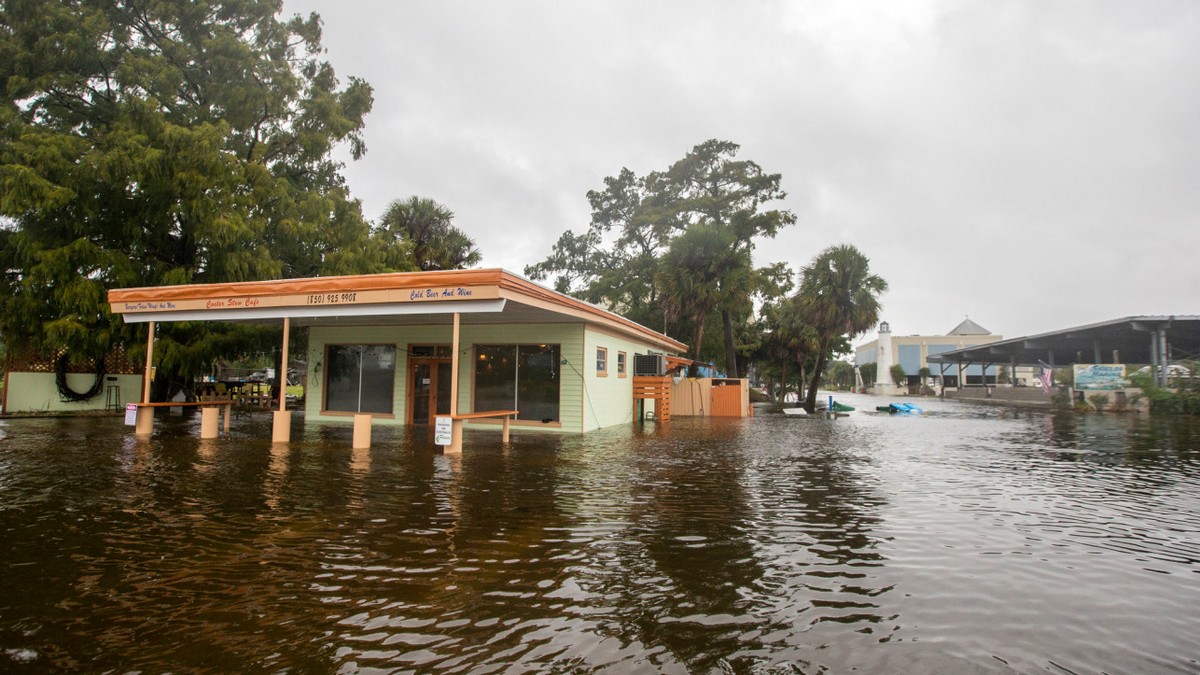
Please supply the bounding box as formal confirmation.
[875,402,924,414]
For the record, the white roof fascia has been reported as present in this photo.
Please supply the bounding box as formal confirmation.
[118,299,507,324]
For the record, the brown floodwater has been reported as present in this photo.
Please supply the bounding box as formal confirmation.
[1,393,1198,673]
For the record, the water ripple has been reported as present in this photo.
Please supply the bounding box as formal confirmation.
[1,402,1198,672]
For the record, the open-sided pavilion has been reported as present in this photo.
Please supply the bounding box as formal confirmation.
[926,315,1200,387]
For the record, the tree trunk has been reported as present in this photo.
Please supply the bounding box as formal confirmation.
[804,341,829,413]
[690,316,707,364]
[779,360,789,403]
[721,308,738,378]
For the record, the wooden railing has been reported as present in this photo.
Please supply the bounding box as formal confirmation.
[633,375,672,422]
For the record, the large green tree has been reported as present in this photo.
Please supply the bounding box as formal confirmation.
[0,0,375,388]
[797,244,887,413]
[376,196,480,272]
[525,167,671,329]
[526,140,793,371]
[656,140,795,377]
[656,223,747,363]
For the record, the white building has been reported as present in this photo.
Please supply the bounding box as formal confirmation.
[855,318,1031,395]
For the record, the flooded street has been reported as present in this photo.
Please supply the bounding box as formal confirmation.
[2,394,1198,673]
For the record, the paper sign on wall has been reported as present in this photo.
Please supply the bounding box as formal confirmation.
[124,403,137,426]
[434,416,452,446]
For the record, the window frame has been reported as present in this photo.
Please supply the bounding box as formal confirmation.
[617,351,627,378]
[321,342,397,417]
[472,343,562,425]
[596,346,608,377]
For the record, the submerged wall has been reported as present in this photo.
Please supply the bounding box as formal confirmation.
[305,323,586,433]
[4,372,142,413]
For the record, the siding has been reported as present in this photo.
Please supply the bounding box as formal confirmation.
[458,322,585,434]
[306,322,588,433]
[582,328,660,432]
[4,372,143,413]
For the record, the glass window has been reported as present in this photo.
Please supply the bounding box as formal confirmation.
[475,344,560,422]
[410,345,452,358]
[325,344,395,414]
[617,351,627,377]
[596,347,608,375]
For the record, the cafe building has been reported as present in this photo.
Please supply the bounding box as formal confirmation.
[106,269,685,443]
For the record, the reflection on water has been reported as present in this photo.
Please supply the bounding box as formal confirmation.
[1,396,1199,673]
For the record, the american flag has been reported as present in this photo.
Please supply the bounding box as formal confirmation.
[1040,367,1053,394]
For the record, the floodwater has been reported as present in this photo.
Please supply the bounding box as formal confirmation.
[1,394,1198,674]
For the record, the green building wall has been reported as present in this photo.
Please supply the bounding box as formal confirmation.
[4,373,142,413]
[581,328,656,432]
[305,322,589,433]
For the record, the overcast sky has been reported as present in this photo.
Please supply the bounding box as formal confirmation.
[281,0,1199,345]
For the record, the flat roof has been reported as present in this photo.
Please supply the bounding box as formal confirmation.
[925,315,1200,367]
[108,268,687,353]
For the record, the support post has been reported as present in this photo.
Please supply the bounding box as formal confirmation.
[136,321,156,437]
[447,419,463,453]
[200,407,219,439]
[278,317,290,411]
[1150,334,1159,383]
[450,312,460,417]
[272,317,291,444]
[135,407,154,436]
[1158,329,1169,388]
[353,413,372,449]
[444,312,463,454]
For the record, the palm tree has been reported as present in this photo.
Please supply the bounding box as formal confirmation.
[377,196,482,271]
[657,224,747,364]
[797,245,887,413]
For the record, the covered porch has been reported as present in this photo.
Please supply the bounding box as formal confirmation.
[107,269,685,450]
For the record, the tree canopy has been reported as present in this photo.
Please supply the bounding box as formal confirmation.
[0,0,376,380]
[377,196,481,272]
[797,244,887,412]
[526,139,794,374]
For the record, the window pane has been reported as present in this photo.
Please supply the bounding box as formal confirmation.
[518,344,560,422]
[324,344,395,413]
[474,344,560,422]
[475,345,516,412]
[325,345,361,412]
[359,345,396,413]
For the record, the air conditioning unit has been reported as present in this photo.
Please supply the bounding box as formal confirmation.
[634,353,665,376]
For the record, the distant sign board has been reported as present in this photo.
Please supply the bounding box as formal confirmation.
[1074,364,1127,391]
[434,416,453,446]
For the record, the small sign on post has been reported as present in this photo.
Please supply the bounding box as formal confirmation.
[124,403,137,426]
[434,415,452,446]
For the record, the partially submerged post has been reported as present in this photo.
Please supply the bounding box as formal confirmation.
[445,312,463,453]
[272,317,291,443]
[135,321,156,437]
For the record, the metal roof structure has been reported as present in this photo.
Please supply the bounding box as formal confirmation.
[926,316,1200,385]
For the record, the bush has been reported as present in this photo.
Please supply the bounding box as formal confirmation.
[1129,369,1200,415]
